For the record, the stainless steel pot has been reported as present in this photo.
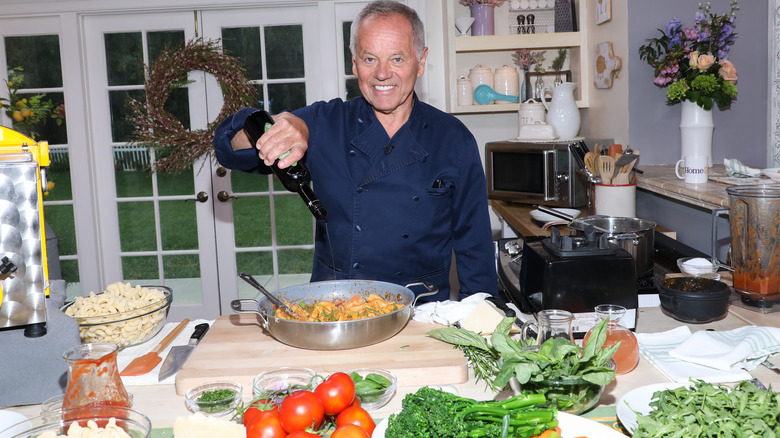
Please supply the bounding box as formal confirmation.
[570,216,657,277]
[230,280,437,350]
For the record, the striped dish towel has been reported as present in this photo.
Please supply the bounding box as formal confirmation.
[668,326,780,371]
[635,327,753,383]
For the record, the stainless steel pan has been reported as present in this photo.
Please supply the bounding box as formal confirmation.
[231,280,437,350]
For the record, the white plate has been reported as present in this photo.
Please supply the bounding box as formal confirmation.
[616,382,688,435]
[760,168,780,182]
[373,411,626,438]
[0,409,30,435]
[529,208,581,224]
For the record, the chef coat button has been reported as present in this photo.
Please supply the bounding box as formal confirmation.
[413,196,420,201]
[353,263,360,269]
[356,187,363,193]
[349,150,356,156]
[402,233,409,238]
[355,225,362,232]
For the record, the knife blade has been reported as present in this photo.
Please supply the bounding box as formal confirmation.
[158,322,210,382]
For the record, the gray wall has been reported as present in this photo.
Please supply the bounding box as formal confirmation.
[628,0,769,167]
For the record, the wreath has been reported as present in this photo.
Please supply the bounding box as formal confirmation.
[127,38,256,174]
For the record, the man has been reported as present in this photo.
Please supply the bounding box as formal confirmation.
[214,0,497,301]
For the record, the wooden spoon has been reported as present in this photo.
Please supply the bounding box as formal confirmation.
[599,155,615,185]
[584,152,597,175]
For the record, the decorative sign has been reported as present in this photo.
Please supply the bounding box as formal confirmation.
[594,42,621,89]
[596,0,611,24]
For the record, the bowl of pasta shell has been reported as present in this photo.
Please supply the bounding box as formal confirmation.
[2,406,152,438]
[62,282,172,348]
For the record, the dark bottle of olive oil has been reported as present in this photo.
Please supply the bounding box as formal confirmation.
[243,110,327,222]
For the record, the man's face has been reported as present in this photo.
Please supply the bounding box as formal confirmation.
[352,13,427,118]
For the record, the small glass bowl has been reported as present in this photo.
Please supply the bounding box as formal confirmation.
[677,257,720,280]
[252,367,317,402]
[3,406,151,438]
[347,368,397,411]
[185,381,242,417]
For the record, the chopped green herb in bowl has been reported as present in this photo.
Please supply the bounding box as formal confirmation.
[185,381,243,416]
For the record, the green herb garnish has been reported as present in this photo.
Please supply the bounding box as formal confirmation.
[350,372,393,403]
[428,317,618,412]
[197,388,236,412]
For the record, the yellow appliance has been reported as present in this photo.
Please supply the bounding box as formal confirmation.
[0,126,50,335]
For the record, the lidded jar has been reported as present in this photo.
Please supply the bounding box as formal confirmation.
[493,65,519,104]
[62,342,132,419]
[583,304,639,374]
[457,76,474,106]
[468,64,494,91]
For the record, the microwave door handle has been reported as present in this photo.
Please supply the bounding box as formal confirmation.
[543,150,555,201]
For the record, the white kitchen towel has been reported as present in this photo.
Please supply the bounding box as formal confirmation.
[118,319,213,387]
[668,326,780,371]
[636,326,752,383]
[412,293,491,326]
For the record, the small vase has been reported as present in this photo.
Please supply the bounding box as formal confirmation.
[520,69,528,102]
[534,75,545,101]
[680,100,714,166]
[470,5,495,36]
[553,72,563,87]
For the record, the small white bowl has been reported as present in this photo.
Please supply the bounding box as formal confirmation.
[529,208,580,223]
[677,257,720,280]
[761,168,780,183]
[185,381,242,417]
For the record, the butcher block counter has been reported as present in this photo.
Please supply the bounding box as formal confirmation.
[174,314,469,395]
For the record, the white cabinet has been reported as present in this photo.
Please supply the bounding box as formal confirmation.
[444,0,590,114]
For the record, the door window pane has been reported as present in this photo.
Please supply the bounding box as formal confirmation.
[114,147,152,197]
[231,170,269,193]
[46,148,72,201]
[342,21,353,75]
[163,254,200,280]
[110,89,145,142]
[122,255,157,280]
[147,31,185,65]
[105,33,144,86]
[265,26,304,79]
[275,195,312,246]
[278,249,314,275]
[268,83,306,114]
[118,201,155,251]
[157,168,195,196]
[233,196,271,247]
[221,27,263,80]
[236,251,273,296]
[4,35,62,88]
[160,200,197,251]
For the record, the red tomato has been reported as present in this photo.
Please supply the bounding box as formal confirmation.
[246,413,287,438]
[286,432,321,438]
[245,409,282,429]
[331,424,370,438]
[244,400,279,427]
[336,406,375,436]
[314,372,356,416]
[279,390,325,433]
[348,396,361,408]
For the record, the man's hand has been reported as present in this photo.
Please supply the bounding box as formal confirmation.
[257,112,309,168]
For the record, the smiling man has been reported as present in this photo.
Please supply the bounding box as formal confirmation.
[214,0,498,302]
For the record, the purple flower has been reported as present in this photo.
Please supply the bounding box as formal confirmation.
[698,31,709,42]
[666,18,681,37]
[694,12,706,22]
[718,50,728,59]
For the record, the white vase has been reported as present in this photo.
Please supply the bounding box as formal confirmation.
[679,100,714,166]
[542,82,580,139]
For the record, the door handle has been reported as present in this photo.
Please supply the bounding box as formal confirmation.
[217,191,238,202]
[216,167,228,177]
[187,191,209,203]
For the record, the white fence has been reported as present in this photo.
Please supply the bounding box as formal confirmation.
[48,146,151,171]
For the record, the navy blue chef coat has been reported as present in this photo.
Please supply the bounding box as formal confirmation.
[214,95,498,301]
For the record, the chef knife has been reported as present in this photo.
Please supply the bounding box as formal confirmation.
[157,322,210,382]
[485,296,525,329]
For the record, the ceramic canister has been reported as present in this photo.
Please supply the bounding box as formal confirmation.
[518,99,547,134]
[493,65,519,104]
[457,76,474,106]
[468,64,494,91]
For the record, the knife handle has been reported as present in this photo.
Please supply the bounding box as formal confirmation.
[485,296,517,318]
[152,318,190,354]
[190,323,210,343]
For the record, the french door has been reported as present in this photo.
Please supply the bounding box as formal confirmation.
[82,5,325,319]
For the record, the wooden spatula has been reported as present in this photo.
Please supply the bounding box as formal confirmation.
[599,155,615,185]
[120,318,189,376]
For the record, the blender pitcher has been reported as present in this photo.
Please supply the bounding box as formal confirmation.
[712,185,780,301]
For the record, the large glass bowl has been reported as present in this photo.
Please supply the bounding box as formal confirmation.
[2,406,151,438]
[61,285,172,348]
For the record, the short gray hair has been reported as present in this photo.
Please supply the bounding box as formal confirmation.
[349,0,426,61]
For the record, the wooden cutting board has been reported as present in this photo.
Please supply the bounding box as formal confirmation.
[175,313,468,395]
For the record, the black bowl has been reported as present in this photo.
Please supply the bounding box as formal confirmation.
[658,277,731,323]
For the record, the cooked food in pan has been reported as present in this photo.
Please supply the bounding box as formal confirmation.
[273,294,403,322]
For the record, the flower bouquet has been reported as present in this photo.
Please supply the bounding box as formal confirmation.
[638,1,738,111]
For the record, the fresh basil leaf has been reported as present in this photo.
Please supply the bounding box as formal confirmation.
[365,373,392,388]
[427,327,492,351]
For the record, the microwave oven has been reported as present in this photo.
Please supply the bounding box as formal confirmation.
[485,139,609,207]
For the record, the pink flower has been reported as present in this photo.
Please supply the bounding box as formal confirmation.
[697,53,716,70]
[654,76,672,86]
[718,58,738,83]
[684,28,698,39]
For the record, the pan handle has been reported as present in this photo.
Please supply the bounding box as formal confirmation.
[404,281,438,306]
[230,299,269,327]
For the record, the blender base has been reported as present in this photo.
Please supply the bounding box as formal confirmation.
[729,289,780,314]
